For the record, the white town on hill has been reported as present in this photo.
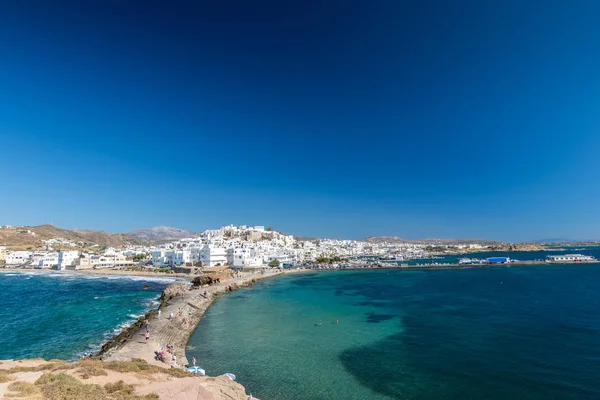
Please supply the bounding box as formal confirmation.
[0,224,494,271]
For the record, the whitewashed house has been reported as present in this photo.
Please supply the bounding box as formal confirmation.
[227,247,263,269]
[56,251,80,270]
[5,251,33,265]
[37,252,59,269]
[200,245,227,267]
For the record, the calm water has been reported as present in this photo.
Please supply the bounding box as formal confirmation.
[188,265,600,399]
[406,246,600,265]
[0,271,171,360]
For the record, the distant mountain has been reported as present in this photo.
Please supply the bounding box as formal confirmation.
[363,236,505,245]
[527,238,598,244]
[363,236,407,244]
[128,226,197,242]
[0,224,146,249]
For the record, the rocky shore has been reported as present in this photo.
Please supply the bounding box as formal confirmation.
[0,357,250,400]
[0,269,284,399]
[96,269,284,399]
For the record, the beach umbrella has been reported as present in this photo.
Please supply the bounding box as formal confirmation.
[222,373,236,381]
[187,366,206,376]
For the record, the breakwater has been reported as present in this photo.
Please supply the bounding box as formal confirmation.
[305,259,600,272]
[101,270,284,368]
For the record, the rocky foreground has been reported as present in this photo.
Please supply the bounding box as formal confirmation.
[0,270,286,399]
[0,358,249,399]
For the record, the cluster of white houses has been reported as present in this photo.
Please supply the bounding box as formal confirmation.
[0,248,138,270]
[150,226,298,268]
[3,225,546,271]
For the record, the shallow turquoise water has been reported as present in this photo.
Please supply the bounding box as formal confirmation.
[0,271,172,360]
[188,265,600,399]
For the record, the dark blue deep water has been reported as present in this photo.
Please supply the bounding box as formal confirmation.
[0,271,171,360]
[188,265,600,399]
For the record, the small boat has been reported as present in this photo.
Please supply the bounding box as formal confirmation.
[187,366,206,376]
[222,373,237,381]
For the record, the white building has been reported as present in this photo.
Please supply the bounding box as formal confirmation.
[200,245,227,267]
[5,251,32,265]
[37,253,59,269]
[227,247,263,269]
[546,254,596,262]
[56,251,80,270]
[151,250,167,267]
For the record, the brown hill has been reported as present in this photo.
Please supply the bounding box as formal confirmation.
[363,236,506,246]
[0,224,146,250]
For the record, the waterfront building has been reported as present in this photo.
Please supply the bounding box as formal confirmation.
[37,252,59,269]
[56,251,80,270]
[151,250,168,267]
[546,254,596,262]
[200,245,227,267]
[75,254,133,269]
[5,251,33,265]
[227,247,263,269]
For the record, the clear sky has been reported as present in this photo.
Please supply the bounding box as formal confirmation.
[1,1,599,241]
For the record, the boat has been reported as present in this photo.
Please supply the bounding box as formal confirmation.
[546,254,597,262]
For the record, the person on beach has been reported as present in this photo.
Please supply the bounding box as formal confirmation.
[192,356,196,367]
[172,354,177,366]
[170,311,174,320]
[145,331,150,342]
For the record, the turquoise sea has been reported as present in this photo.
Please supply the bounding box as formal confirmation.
[0,271,171,360]
[188,265,600,399]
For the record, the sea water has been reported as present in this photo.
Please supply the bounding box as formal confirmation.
[0,271,172,360]
[404,245,600,265]
[188,265,600,399]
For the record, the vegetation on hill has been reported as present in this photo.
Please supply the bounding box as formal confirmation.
[0,358,249,400]
[0,224,146,250]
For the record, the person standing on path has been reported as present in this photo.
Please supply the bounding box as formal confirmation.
[145,331,150,342]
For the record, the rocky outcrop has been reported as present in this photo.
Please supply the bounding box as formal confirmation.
[0,358,252,400]
[191,276,217,287]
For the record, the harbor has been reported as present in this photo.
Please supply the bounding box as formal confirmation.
[295,253,599,271]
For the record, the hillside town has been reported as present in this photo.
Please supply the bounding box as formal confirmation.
[0,224,513,271]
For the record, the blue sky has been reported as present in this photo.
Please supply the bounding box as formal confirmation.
[1,1,599,241]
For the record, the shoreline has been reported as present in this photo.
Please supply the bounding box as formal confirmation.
[317,259,600,271]
[0,266,196,279]
[100,269,286,369]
